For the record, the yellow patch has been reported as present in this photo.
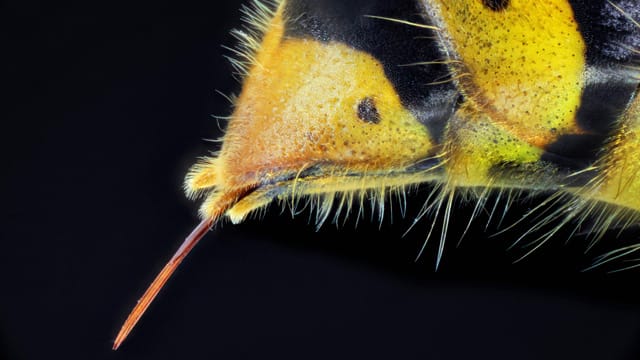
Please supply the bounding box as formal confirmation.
[219,39,435,185]
[188,14,439,219]
[446,104,544,187]
[425,0,586,147]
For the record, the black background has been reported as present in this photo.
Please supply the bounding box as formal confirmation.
[3,1,640,359]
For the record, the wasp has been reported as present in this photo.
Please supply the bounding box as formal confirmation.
[113,0,640,349]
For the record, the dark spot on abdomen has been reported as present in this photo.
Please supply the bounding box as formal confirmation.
[482,0,509,11]
[357,97,381,124]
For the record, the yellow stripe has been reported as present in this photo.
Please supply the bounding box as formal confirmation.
[425,0,586,147]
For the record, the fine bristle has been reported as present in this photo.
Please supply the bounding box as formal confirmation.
[226,0,281,78]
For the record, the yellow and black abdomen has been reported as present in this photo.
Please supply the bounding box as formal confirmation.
[416,1,640,221]
[113,1,640,347]
[187,0,640,254]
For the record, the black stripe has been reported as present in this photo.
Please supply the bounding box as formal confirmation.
[566,1,640,169]
[568,0,640,65]
[282,0,459,143]
[576,80,639,135]
[541,134,607,173]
